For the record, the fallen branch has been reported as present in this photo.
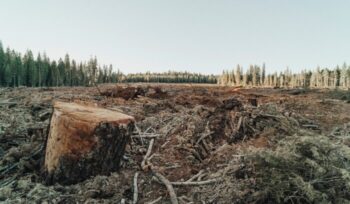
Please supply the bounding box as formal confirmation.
[147,153,158,161]
[135,124,142,135]
[0,163,19,176]
[135,124,145,145]
[198,173,208,181]
[302,124,319,129]
[201,139,210,153]
[145,196,162,204]
[133,172,139,204]
[132,134,161,139]
[141,139,155,170]
[186,170,205,182]
[144,126,153,133]
[171,178,220,186]
[236,116,243,132]
[134,132,159,135]
[195,132,212,146]
[178,195,192,203]
[161,140,170,148]
[0,176,17,188]
[0,101,17,106]
[164,163,181,170]
[153,172,178,204]
[0,144,43,177]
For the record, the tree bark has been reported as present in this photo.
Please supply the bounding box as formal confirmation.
[43,101,134,184]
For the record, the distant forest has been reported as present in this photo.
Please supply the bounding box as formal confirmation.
[1,42,350,89]
[219,64,350,89]
[0,42,217,87]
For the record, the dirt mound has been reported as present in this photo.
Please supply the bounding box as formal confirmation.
[101,86,146,100]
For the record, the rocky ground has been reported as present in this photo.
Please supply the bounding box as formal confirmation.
[1,84,350,203]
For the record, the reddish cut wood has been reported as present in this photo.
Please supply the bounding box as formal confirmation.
[44,101,134,184]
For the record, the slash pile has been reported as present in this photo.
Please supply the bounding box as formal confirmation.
[0,85,350,203]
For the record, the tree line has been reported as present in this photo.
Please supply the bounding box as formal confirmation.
[0,42,218,87]
[219,63,350,89]
[0,42,125,87]
[125,71,217,84]
[2,41,348,88]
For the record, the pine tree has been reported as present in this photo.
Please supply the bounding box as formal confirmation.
[78,62,85,86]
[0,42,5,86]
[23,50,36,87]
[57,58,65,86]
[41,53,50,87]
[71,60,78,86]
[51,60,60,87]
[14,53,22,86]
[64,54,71,86]
[261,63,266,86]
[36,53,43,87]
[4,64,11,86]
[340,63,348,88]
[243,70,248,86]
[88,57,98,86]
[235,65,241,85]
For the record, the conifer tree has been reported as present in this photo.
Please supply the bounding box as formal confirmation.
[0,42,5,86]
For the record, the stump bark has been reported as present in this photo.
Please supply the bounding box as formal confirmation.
[43,101,135,184]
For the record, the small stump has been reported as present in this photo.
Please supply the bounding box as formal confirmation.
[44,101,134,184]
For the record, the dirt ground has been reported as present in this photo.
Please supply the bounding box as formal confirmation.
[1,84,350,203]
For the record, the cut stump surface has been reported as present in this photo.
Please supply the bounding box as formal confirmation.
[44,101,134,184]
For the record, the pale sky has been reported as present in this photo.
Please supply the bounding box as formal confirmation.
[0,0,349,74]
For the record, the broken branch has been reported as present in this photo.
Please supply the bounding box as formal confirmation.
[186,170,205,182]
[132,134,161,139]
[153,172,178,204]
[141,138,155,170]
[145,196,163,204]
[171,178,220,186]
[133,172,139,204]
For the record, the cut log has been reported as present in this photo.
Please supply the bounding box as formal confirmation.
[43,101,135,184]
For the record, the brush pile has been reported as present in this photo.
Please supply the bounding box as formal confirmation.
[235,126,350,204]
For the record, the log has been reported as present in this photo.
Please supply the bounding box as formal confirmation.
[43,101,135,184]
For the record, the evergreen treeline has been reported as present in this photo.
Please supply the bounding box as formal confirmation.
[0,42,217,87]
[0,42,123,87]
[125,71,217,84]
[4,41,349,89]
[219,63,350,89]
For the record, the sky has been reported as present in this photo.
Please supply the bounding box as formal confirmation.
[0,0,349,74]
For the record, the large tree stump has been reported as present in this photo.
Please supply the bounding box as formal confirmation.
[43,101,135,184]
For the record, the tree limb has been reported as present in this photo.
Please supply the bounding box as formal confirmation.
[171,178,220,186]
[132,172,139,204]
[153,172,178,204]
[141,138,155,170]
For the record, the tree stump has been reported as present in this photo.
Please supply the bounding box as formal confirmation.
[43,101,135,184]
